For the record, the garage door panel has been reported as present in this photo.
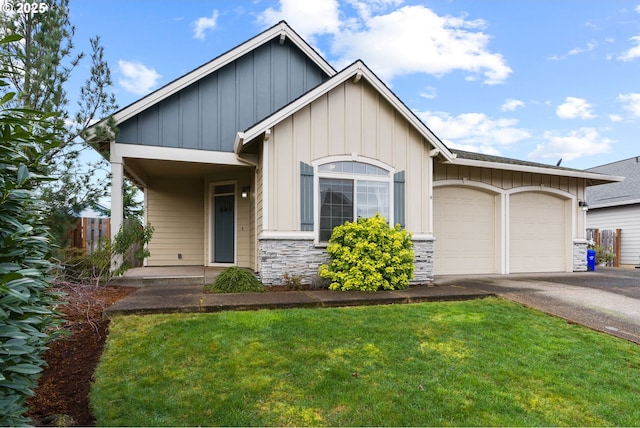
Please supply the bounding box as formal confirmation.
[509,192,566,273]
[434,186,497,275]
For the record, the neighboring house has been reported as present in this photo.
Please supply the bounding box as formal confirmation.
[88,21,620,284]
[586,156,640,266]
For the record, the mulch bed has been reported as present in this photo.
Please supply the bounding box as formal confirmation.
[26,282,136,427]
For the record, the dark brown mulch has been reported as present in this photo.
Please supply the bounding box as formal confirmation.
[26,283,136,427]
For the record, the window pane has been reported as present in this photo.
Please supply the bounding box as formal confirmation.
[318,161,389,177]
[319,178,353,241]
[356,180,389,220]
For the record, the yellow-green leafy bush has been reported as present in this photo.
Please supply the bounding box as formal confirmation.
[319,214,414,292]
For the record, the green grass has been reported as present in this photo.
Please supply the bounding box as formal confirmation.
[91,298,640,426]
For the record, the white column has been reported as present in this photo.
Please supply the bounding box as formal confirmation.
[111,160,124,271]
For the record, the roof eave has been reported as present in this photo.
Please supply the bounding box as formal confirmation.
[449,157,625,185]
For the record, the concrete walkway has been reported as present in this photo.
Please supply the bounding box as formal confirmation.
[104,282,494,317]
[104,266,640,344]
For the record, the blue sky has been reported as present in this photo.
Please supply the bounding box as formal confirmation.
[67,0,640,170]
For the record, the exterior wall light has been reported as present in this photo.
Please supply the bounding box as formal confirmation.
[241,186,250,199]
[579,200,589,212]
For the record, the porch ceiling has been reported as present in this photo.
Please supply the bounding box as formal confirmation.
[126,158,250,180]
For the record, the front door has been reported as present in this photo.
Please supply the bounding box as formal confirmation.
[213,187,235,264]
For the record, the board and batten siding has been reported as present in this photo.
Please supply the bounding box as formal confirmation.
[587,205,640,266]
[117,38,328,152]
[433,163,587,237]
[146,177,204,266]
[265,79,433,234]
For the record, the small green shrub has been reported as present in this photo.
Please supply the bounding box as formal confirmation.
[319,214,414,292]
[205,267,265,293]
[282,272,303,290]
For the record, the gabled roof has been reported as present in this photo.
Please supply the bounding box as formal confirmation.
[234,60,456,162]
[449,149,624,186]
[586,156,640,208]
[88,21,335,137]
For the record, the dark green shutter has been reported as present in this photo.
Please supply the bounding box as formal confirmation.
[394,171,405,228]
[300,162,314,231]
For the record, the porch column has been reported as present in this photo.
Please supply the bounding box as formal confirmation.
[111,160,124,270]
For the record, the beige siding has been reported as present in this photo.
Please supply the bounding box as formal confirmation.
[267,79,433,234]
[146,177,204,266]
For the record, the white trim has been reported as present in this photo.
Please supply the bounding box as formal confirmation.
[208,181,238,266]
[88,22,335,135]
[258,231,315,240]
[411,233,435,241]
[112,143,251,166]
[448,157,624,185]
[238,61,454,162]
[433,179,502,195]
[262,138,270,230]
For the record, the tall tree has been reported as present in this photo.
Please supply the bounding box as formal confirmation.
[0,0,118,247]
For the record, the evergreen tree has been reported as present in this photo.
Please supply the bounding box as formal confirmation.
[0,0,118,247]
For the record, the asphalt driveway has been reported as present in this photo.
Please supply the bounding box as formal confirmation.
[434,267,640,344]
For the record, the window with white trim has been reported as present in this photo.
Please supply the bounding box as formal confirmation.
[317,160,393,242]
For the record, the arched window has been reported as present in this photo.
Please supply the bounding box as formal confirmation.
[314,158,394,242]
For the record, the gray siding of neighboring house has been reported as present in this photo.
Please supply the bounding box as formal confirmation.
[586,156,640,265]
[587,205,640,266]
[117,37,329,152]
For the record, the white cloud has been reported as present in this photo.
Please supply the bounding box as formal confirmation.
[609,114,623,122]
[257,0,341,39]
[333,5,511,84]
[636,4,640,13]
[419,110,531,153]
[618,35,640,61]
[419,86,437,99]
[257,1,511,85]
[617,93,640,117]
[568,40,597,55]
[556,97,596,119]
[528,128,613,161]
[118,60,161,95]
[501,98,525,112]
[193,10,219,41]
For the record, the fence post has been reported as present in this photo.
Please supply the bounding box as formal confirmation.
[616,229,621,267]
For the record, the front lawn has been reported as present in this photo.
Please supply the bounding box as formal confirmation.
[91,298,640,426]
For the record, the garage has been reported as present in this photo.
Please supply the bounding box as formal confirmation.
[433,186,498,275]
[509,192,568,273]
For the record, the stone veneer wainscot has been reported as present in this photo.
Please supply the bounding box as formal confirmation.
[258,234,435,286]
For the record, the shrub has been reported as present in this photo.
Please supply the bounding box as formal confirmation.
[205,267,265,293]
[282,272,303,290]
[319,214,414,292]
[56,219,154,286]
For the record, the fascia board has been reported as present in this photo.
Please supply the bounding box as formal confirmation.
[241,61,455,162]
[451,157,625,184]
[92,22,335,135]
[588,199,640,209]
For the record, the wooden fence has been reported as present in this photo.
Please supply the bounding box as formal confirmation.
[586,228,621,267]
[68,217,111,254]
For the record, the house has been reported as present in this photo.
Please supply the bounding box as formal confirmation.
[88,21,620,284]
[586,156,639,266]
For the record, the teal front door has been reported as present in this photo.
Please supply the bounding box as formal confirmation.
[214,194,235,263]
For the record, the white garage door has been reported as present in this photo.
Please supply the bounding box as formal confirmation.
[433,186,497,275]
[509,192,567,273]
